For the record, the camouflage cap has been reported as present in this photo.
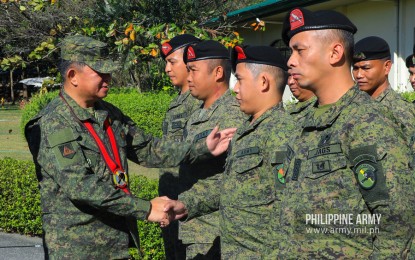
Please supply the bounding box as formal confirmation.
[60,35,119,74]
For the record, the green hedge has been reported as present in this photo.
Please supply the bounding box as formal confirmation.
[21,88,175,138]
[0,157,164,259]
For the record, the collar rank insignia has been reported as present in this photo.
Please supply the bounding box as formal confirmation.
[59,143,76,159]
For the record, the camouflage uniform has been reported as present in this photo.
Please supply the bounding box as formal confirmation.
[286,96,317,121]
[181,103,294,259]
[178,89,247,259]
[25,90,204,259]
[159,90,201,260]
[375,85,415,155]
[279,86,415,258]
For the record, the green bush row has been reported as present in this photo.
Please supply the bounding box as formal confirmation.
[0,157,164,260]
[20,88,175,138]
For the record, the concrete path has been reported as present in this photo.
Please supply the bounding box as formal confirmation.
[0,232,44,260]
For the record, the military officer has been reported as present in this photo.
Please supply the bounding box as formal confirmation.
[159,34,202,260]
[353,36,415,150]
[286,74,316,120]
[279,7,415,258]
[24,35,234,259]
[165,45,294,259]
[406,45,415,91]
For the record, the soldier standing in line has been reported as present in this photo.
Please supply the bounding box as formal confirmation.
[278,7,415,258]
[159,34,202,260]
[24,35,234,259]
[353,36,415,152]
[286,74,316,120]
[175,40,247,259]
[406,45,415,92]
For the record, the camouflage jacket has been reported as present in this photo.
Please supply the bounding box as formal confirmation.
[24,90,204,259]
[178,89,247,244]
[375,85,415,151]
[280,86,415,258]
[159,90,201,198]
[286,96,317,121]
[181,103,294,259]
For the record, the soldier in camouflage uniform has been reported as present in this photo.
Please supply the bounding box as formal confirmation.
[24,35,234,259]
[286,74,316,120]
[166,45,294,259]
[353,36,415,154]
[159,34,202,260]
[278,8,415,258]
[406,45,415,91]
[175,40,247,259]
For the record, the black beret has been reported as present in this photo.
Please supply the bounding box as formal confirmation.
[282,7,357,45]
[406,44,415,68]
[353,36,391,62]
[160,34,200,59]
[183,40,229,64]
[231,45,288,72]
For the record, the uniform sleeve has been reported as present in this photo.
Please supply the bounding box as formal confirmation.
[347,109,415,258]
[33,118,151,220]
[179,173,222,220]
[122,114,211,168]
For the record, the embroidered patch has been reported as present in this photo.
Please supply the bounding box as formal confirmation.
[318,133,332,147]
[193,129,212,142]
[355,163,377,190]
[235,46,246,60]
[275,164,285,184]
[292,159,301,181]
[120,130,125,140]
[187,46,196,60]
[235,146,260,158]
[171,121,182,129]
[59,143,76,159]
[161,42,173,56]
[290,9,304,30]
[308,144,342,159]
[312,160,331,173]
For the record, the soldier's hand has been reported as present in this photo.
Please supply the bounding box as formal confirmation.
[163,199,188,221]
[206,126,237,156]
[147,196,172,226]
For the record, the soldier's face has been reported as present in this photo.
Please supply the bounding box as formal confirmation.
[409,67,415,91]
[73,65,111,104]
[165,48,188,88]
[234,63,258,115]
[186,60,216,101]
[288,74,314,102]
[287,31,329,91]
[352,60,390,95]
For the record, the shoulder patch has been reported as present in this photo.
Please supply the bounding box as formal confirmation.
[59,143,76,159]
[354,162,377,190]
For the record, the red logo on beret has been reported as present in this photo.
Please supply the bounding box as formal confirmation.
[235,46,246,60]
[290,9,304,30]
[161,43,172,56]
[187,46,196,60]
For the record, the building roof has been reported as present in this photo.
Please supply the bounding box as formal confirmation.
[204,0,330,26]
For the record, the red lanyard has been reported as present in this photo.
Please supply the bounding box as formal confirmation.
[84,119,130,195]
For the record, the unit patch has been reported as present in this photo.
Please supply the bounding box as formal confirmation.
[59,143,76,159]
[355,163,377,190]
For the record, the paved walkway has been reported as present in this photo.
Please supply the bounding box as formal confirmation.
[0,232,44,260]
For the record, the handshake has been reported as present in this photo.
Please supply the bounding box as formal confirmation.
[146,197,187,227]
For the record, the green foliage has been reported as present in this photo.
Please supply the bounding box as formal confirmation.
[0,158,42,235]
[0,157,164,258]
[401,91,415,103]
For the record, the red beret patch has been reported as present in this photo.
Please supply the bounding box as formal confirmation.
[161,43,173,56]
[187,46,196,60]
[290,9,304,30]
[235,46,246,60]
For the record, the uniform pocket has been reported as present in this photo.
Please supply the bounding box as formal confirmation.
[46,128,83,168]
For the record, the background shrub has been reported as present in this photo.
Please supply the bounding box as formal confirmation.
[401,91,415,103]
[20,88,175,138]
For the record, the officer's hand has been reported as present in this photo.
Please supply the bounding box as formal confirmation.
[147,196,172,226]
[163,199,188,221]
[206,126,237,156]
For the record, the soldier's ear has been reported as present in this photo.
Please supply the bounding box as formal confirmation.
[329,42,345,65]
[384,60,392,75]
[258,72,270,92]
[67,68,79,87]
[214,66,225,82]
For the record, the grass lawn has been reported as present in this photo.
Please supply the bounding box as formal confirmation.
[0,106,158,179]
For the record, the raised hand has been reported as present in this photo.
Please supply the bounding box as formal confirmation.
[206,126,237,156]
